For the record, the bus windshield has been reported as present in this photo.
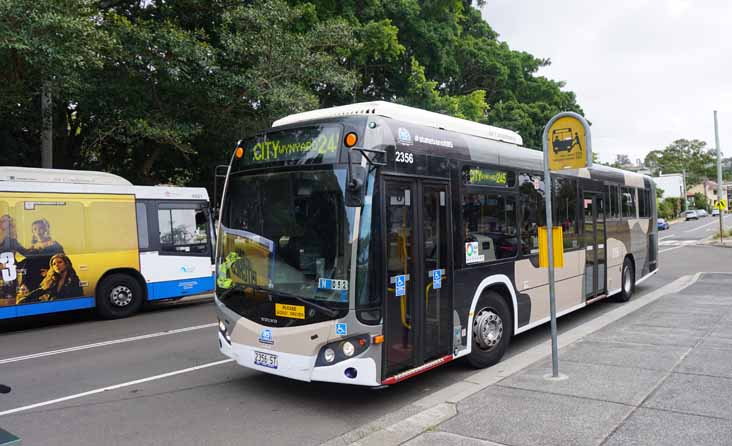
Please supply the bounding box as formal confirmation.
[217,168,356,312]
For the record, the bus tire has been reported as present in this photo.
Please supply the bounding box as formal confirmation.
[615,257,635,302]
[96,273,143,319]
[467,291,512,369]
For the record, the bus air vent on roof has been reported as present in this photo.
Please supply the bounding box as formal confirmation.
[272,101,523,146]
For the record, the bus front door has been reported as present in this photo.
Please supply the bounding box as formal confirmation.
[382,178,452,380]
[583,192,607,299]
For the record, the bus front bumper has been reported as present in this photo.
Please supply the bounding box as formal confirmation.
[218,333,379,386]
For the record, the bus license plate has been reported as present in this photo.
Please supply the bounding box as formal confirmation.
[254,351,278,369]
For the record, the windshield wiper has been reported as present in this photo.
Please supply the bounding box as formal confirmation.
[220,284,340,318]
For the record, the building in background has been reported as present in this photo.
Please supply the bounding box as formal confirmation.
[687,180,719,209]
[653,173,685,200]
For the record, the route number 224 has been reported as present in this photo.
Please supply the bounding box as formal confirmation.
[395,151,414,164]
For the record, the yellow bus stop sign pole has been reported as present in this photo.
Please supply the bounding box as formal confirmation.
[542,111,592,380]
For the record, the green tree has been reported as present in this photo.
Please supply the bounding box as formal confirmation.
[692,192,708,211]
[2,0,586,189]
[645,139,716,188]
[0,0,111,167]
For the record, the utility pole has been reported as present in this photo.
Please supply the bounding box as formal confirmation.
[715,111,724,242]
[682,169,688,212]
[41,82,53,168]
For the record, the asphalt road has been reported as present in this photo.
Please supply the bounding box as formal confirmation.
[0,216,729,446]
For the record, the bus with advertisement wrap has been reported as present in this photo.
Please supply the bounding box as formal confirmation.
[214,101,658,386]
[0,167,214,320]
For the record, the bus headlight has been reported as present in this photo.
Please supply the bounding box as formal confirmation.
[218,320,226,333]
[342,341,355,357]
[315,334,371,367]
[324,348,336,363]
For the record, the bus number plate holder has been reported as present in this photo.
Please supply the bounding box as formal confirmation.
[254,351,278,369]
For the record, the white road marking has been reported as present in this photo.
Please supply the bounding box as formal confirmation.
[0,323,217,365]
[684,215,732,233]
[659,245,685,254]
[659,235,674,240]
[658,240,697,247]
[0,358,234,417]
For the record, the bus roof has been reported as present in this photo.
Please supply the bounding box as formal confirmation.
[0,166,132,185]
[0,167,209,201]
[272,101,524,146]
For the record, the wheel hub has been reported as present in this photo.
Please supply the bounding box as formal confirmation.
[110,285,133,307]
[473,308,503,350]
[624,267,632,293]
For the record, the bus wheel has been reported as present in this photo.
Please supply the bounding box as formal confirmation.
[96,274,143,319]
[615,258,635,302]
[467,291,512,368]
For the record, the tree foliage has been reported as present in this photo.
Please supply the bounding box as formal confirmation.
[1,0,584,188]
[645,139,717,188]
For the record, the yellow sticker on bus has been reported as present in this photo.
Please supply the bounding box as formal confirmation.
[275,303,305,319]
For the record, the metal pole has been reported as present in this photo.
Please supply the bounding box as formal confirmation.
[715,111,723,242]
[542,135,559,378]
[682,169,687,212]
[41,82,53,168]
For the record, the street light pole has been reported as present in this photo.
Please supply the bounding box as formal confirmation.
[715,111,724,243]
[682,169,687,212]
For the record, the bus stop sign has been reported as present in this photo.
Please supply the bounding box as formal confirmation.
[546,113,592,171]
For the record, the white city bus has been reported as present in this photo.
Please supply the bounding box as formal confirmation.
[214,102,658,386]
[0,167,215,320]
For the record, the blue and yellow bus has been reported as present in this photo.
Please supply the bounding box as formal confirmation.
[0,167,215,320]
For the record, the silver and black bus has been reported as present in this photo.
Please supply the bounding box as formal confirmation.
[214,101,658,386]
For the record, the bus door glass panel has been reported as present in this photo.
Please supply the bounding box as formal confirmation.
[421,184,451,361]
[383,180,417,377]
[583,193,605,298]
[596,196,606,293]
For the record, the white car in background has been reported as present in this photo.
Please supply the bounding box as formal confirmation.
[712,208,720,216]
[697,209,708,217]
[685,210,699,221]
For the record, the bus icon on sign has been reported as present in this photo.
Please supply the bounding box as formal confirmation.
[551,128,581,154]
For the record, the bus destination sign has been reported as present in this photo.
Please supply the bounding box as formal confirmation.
[238,125,341,166]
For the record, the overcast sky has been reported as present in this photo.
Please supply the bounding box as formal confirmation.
[481,0,732,164]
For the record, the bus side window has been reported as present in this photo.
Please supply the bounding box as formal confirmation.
[607,186,615,218]
[158,207,210,255]
[553,177,579,249]
[136,203,149,250]
[621,187,637,218]
[518,173,546,255]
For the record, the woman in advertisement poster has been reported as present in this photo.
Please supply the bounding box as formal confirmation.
[18,254,83,303]
[21,218,65,292]
[0,214,28,305]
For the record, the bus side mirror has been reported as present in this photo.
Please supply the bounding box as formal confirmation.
[346,165,367,207]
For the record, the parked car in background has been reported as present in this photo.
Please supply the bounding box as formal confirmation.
[712,208,720,216]
[697,209,708,217]
[685,210,699,220]
[657,218,670,230]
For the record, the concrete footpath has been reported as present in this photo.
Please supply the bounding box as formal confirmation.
[325,272,732,446]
